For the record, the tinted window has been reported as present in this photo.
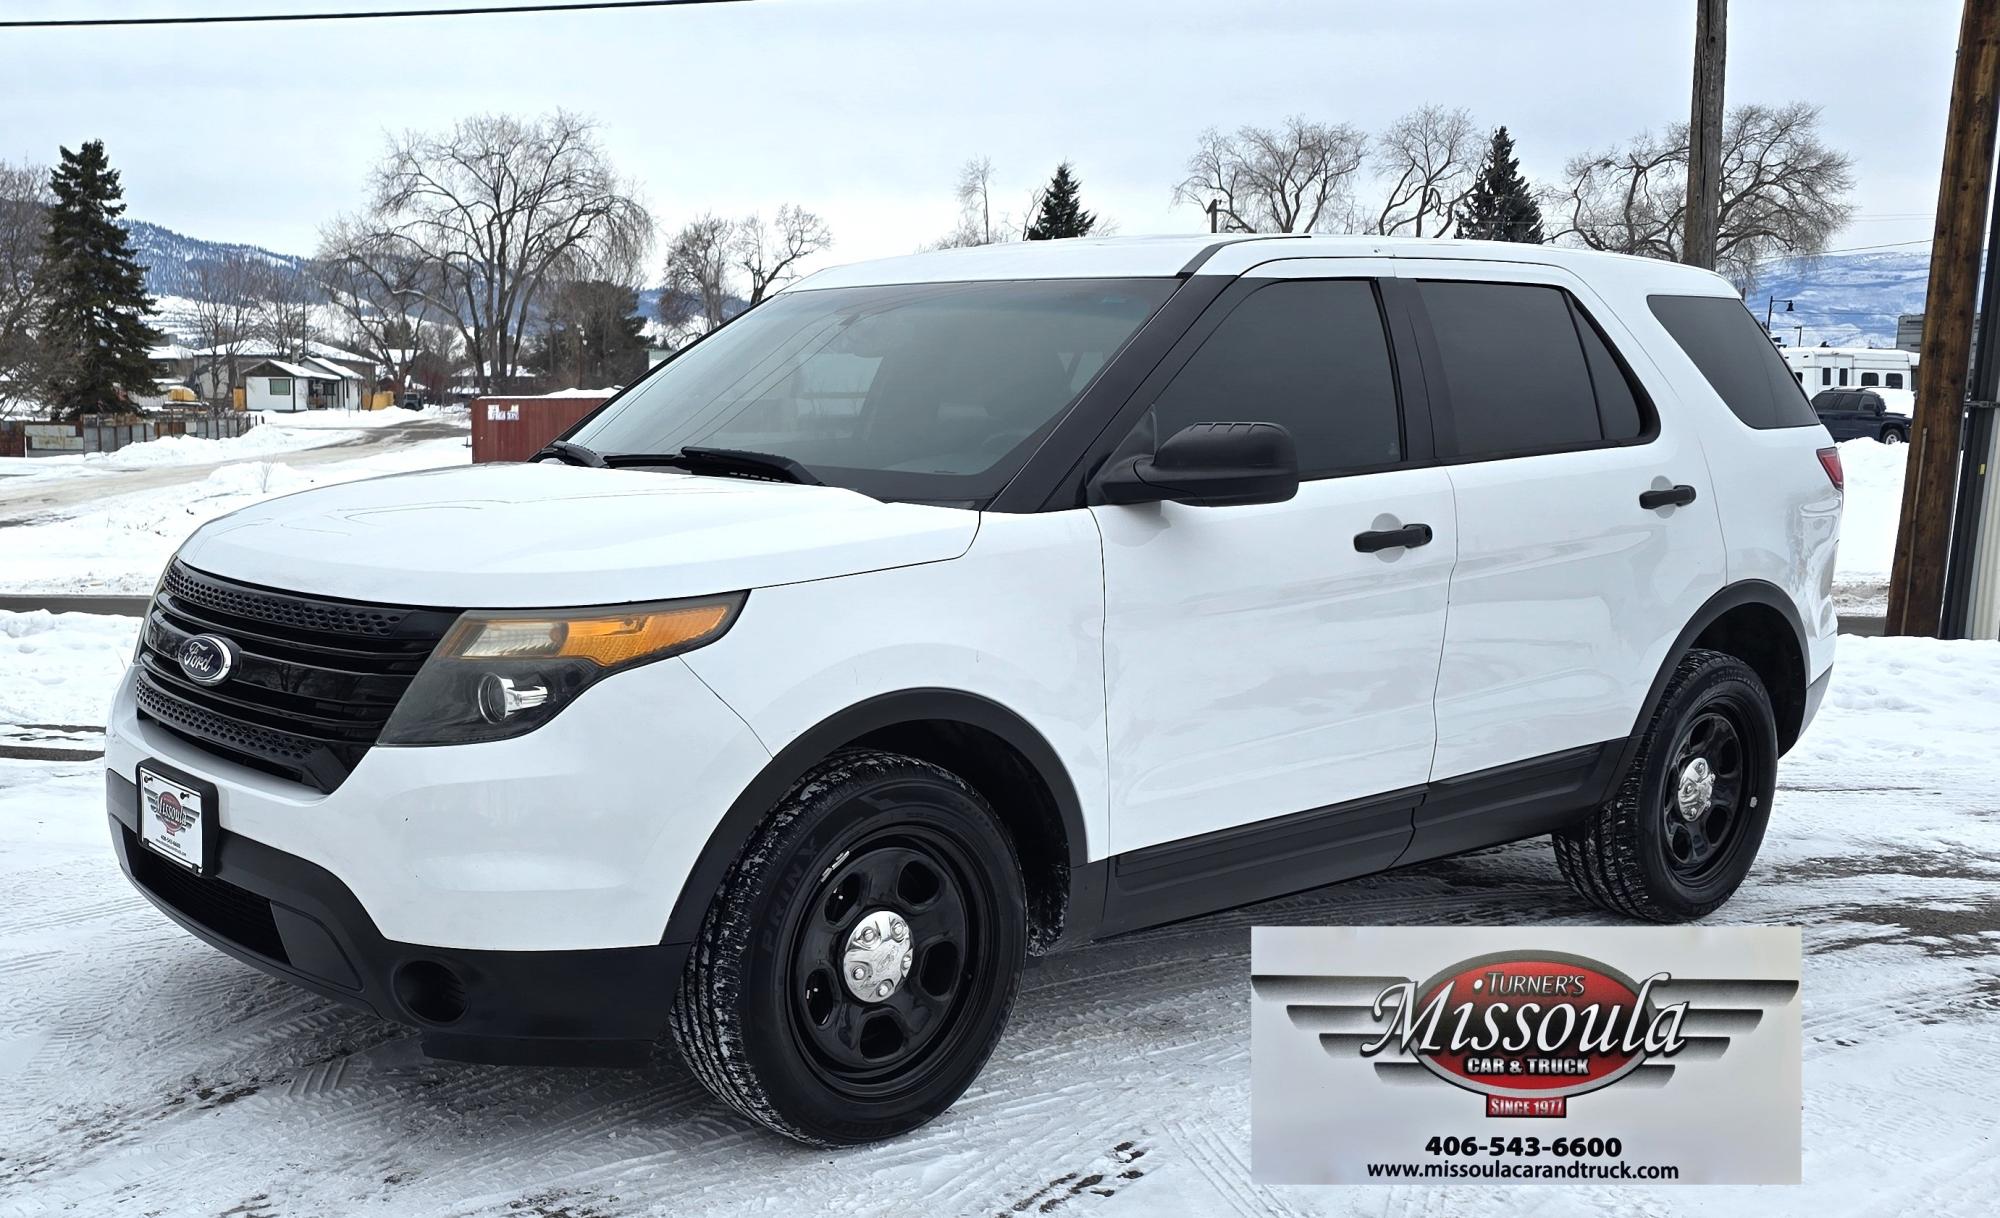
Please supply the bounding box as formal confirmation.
[1150,279,1401,477]
[1821,368,1832,386]
[1648,295,1820,429]
[1860,371,1879,386]
[1887,372,1905,389]
[571,278,1174,504]
[1418,281,1603,458]
[1571,299,1646,441]
[1839,368,1850,386]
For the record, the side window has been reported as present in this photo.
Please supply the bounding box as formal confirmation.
[1821,368,1832,386]
[1860,371,1880,387]
[1648,295,1821,429]
[1569,298,1647,442]
[1887,372,1905,389]
[1149,279,1401,477]
[1794,372,1804,384]
[1417,280,1606,459]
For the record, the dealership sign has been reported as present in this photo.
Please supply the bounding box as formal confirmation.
[1251,927,1801,1185]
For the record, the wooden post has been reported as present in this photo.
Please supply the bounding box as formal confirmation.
[1683,0,1728,269]
[1886,0,2000,636]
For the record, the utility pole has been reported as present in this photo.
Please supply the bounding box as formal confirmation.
[1683,0,1728,269]
[1886,0,2000,637]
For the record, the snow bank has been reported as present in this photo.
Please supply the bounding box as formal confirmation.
[1832,437,1906,588]
[1789,634,2000,776]
[1,437,467,593]
[0,610,136,727]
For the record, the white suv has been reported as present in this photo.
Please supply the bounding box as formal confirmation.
[105,234,1840,1144]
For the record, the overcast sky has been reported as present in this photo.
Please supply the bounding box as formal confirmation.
[0,0,1965,273]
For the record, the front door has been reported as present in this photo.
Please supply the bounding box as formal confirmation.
[1094,270,1454,859]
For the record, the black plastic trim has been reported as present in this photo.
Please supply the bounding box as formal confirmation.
[657,689,1092,950]
[1398,741,1622,868]
[1095,786,1421,936]
[110,771,682,1066]
[1619,579,1810,767]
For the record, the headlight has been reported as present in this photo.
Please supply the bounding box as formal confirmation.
[377,592,745,746]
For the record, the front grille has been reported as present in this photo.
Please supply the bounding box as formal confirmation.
[129,838,290,963]
[135,561,459,792]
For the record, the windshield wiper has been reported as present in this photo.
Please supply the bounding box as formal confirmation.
[530,439,608,468]
[605,445,822,486]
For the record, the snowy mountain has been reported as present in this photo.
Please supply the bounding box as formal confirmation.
[1751,248,1930,350]
[123,220,310,299]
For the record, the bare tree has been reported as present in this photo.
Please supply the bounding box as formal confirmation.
[1372,105,1479,237]
[252,263,321,360]
[176,250,261,402]
[0,160,50,418]
[368,111,652,394]
[660,214,734,342]
[734,205,833,305]
[1174,117,1369,233]
[1549,101,1854,288]
[315,216,453,397]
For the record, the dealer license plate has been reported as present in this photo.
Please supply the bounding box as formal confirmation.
[138,765,210,875]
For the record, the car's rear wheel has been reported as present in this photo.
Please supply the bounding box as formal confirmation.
[671,749,1026,1145]
[1553,649,1777,922]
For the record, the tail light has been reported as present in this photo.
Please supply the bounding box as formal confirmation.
[1816,446,1844,491]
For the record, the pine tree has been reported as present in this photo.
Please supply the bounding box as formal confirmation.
[1457,127,1546,244]
[1026,162,1098,241]
[39,141,162,417]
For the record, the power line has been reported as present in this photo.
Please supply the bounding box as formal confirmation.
[0,0,749,28]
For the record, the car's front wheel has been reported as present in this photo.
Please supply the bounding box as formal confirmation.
[1553,649,1777,922]
[671,749,1027,1145]
[1881,426,1906,444]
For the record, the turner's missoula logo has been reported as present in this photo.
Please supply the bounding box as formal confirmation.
[1358,951,1687,1117]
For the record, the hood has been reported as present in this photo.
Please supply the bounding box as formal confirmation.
[176,463,980,608]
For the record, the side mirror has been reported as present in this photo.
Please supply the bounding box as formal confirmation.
[1098,421,1300,507]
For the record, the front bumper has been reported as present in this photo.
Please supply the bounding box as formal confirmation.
[103,657,771,952]
[111,770,686,1064]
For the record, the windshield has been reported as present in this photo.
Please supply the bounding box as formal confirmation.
[567,278,1176,504]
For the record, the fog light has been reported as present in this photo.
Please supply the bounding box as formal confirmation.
[476,673,550,724]
[393,959,467,1025]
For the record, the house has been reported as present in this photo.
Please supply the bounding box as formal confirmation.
[190,341,377,402]
[240,356,366,413]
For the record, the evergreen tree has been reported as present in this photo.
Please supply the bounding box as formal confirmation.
[1026,162,1098,241]
[39,141,162,417]
[1457,127,1546,244]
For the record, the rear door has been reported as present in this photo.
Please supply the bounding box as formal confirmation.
[1396,261,1726,857]
[1093,262,1454,861]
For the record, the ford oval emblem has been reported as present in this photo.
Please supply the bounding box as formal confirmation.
[176,634,238,687]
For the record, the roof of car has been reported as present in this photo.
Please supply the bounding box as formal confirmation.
[785,233,1738,295]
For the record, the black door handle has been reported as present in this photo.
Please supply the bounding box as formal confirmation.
[1639,484,1698,510]
[1353,523,1433,553]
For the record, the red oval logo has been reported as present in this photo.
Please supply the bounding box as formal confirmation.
[1364,951,1686,1100]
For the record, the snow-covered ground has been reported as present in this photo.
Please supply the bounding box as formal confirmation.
[0,618,1994,1217]
[0,411,468,595]
[1831,438,1908,616]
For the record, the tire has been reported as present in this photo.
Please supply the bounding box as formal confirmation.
[1881,427,1906,445]
[1553,649,1778,922]
[670,749,1027,1145]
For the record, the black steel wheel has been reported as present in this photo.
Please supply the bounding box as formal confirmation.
[671,749,1026,1145]
[1554,649,1778,921]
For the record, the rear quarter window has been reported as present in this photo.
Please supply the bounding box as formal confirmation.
[1648,294,1820,429]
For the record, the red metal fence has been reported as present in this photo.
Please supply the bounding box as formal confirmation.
[469,394,612,463]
